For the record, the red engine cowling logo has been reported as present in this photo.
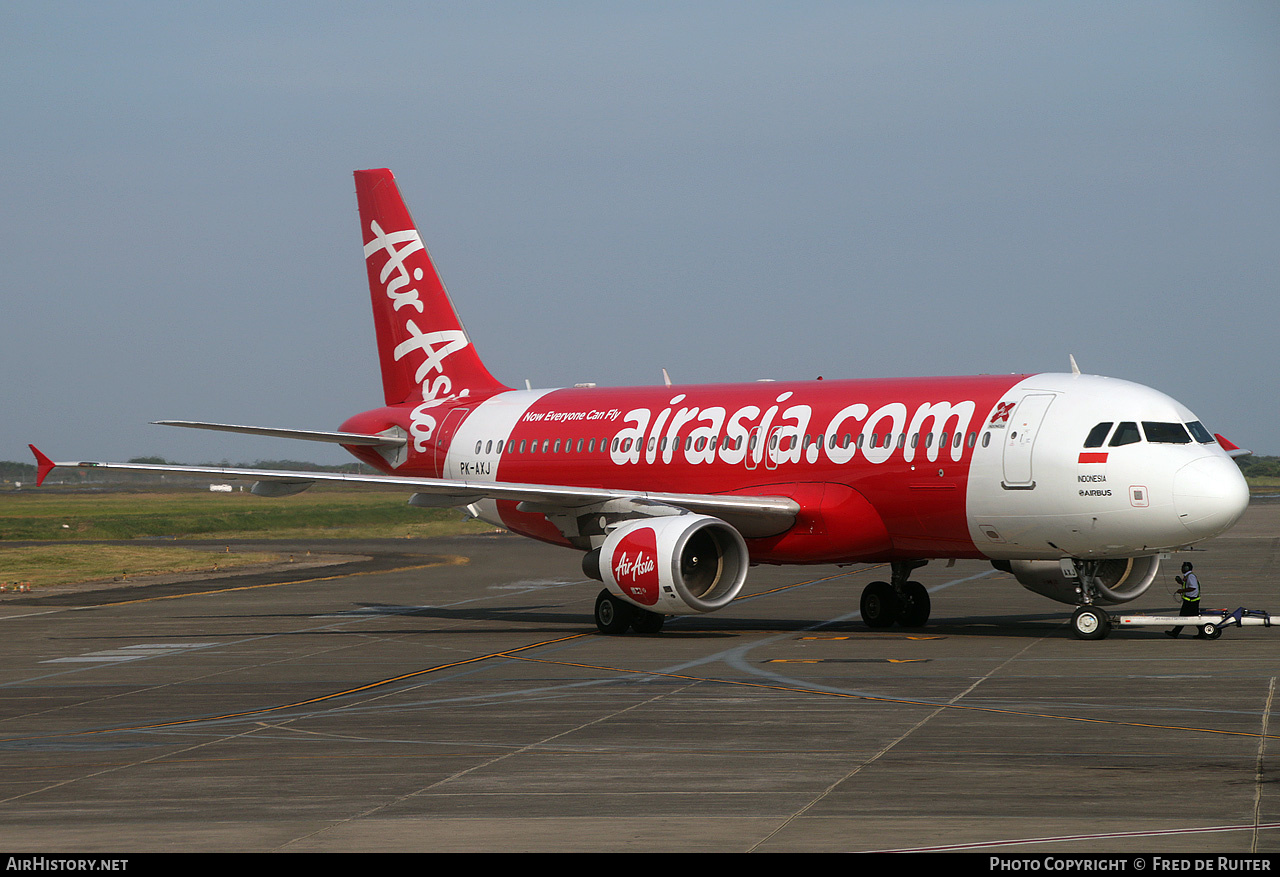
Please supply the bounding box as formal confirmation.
[610,526,659,605]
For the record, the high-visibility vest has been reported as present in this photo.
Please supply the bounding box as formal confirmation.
[1182,572,1200,601]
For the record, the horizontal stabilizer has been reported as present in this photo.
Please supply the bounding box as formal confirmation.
[153,421,406,448]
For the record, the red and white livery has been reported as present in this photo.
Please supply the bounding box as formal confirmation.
[31,169,1252,638]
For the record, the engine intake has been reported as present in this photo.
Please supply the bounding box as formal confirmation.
[997,556,1161,606]
[585,515,750,615]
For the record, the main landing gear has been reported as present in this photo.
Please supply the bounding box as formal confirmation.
[860,561,931,629]
[594,589,665,635]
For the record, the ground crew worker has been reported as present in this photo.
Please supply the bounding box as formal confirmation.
[1166,561,1205,639]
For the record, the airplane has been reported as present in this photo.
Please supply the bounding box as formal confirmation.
[30,168,1253,640]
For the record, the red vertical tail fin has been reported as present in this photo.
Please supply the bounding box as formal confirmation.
[354,169,509,406]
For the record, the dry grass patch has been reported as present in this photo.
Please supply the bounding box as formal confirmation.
[0,544,282,590]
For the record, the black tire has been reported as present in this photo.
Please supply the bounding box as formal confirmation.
[595,589,634,634]
[1071,606,1110,640]
[861,581,900,628]
[898,581,931,627]
[1201,622,1222,640]
[631,608,666,635]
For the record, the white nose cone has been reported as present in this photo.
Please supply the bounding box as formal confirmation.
[1174,455,1250,540]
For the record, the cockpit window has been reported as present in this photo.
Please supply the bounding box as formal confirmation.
[1142,422,1192,444]
[1109,422,1141,447]
[1186,421,1215,444]
[1084,422,1113,448]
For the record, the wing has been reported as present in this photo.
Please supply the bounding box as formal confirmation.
[28,447,799,539]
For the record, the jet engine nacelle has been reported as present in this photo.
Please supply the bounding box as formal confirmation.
[998,556,1161,606]
[584,515,750,615]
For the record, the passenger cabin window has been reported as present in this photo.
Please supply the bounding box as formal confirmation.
[1186,421,1215,444]
[1143,422,1192,444]
[1109,422,1141,447]
[1084,422,1113,448]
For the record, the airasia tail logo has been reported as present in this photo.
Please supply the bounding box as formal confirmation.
[612,527,659,605]
[364,220,471,452]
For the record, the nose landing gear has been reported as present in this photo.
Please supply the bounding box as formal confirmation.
[1065,558,1112,640]
[1071,605,1111,640]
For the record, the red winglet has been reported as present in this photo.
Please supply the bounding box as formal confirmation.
[28,444,55,486]
[1215,433,1253,459]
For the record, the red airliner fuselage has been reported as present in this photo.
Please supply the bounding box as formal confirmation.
[341,374,1023,564]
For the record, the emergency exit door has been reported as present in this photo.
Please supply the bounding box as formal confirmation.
[1001,394,1055,489]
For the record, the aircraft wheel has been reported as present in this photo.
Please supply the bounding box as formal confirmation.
[898,581,931,627]
[1071,606,1110,640]
[1201,622,1222,640]
[861,581,900,628]
[595,589,634,634]
[631,608,666,635]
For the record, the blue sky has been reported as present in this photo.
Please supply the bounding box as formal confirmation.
[3,2,1278,464]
